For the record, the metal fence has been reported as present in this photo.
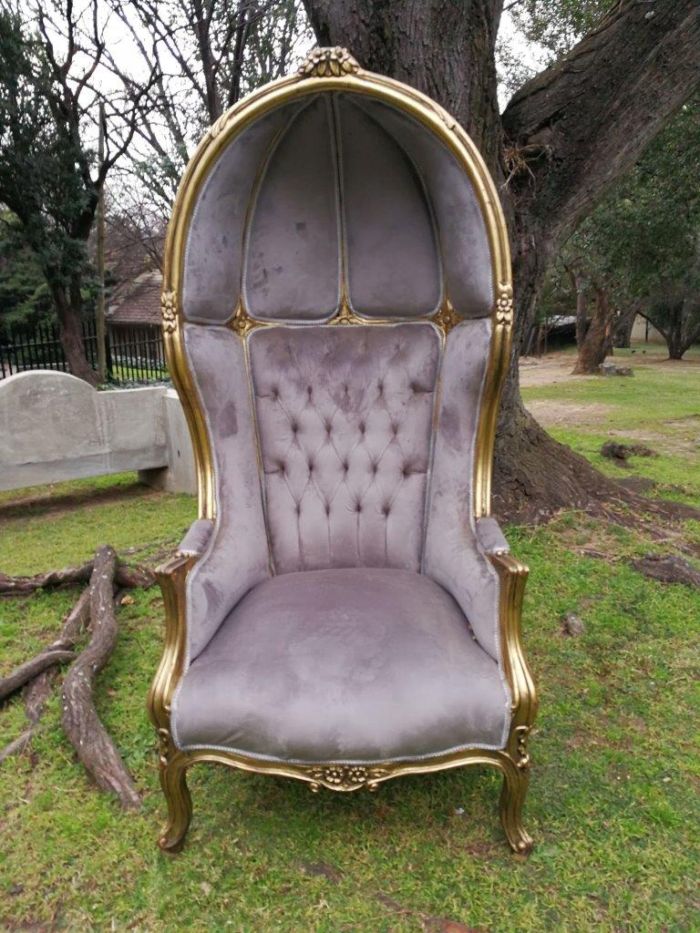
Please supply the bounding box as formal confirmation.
[0,318,168,384]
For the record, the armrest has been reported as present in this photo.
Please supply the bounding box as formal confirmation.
[177,519,214,557]
[476,516,510,556]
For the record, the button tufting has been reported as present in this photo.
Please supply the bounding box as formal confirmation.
[248,323,441,574]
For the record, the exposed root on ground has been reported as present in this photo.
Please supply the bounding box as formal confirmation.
[0,546,151,809]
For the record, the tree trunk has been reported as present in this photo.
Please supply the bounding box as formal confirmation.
[573,286,614,374]
[302,0,700,519]
[51,282,99,387]
[613,308,637,349]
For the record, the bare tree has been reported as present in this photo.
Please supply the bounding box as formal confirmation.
[103,0,310,261]
[0,0,156,383]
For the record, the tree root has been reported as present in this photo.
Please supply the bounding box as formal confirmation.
[0,588,91,704]
[0,560,154,596]
[1,546,145,809]
[494,407,700,530]
[60,546,141,809]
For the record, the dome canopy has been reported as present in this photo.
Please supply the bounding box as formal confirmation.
[180,91,496,326]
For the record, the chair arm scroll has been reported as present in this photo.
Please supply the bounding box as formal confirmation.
[476,516,510,556]
[487,552,537,762]
[149,552,197,737]
[176,519,214,557]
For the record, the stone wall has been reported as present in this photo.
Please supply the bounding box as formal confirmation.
[0,371,196,494]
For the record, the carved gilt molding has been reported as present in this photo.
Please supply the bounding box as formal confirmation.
[299,47,360,79]
[495,283,514,328]
[432,300,461,335]
[304,765,388,792]
[515,725,531,771]
[161,291,178,334]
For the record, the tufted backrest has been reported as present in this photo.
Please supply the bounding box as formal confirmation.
[248,322,441,573]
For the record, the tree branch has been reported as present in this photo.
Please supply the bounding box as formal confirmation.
[502,0,700,249]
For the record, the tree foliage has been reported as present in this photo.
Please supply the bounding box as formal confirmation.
[0,1,151,381]
[558,94,700,361]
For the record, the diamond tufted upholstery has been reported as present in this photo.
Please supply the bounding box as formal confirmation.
[248,322,440,573]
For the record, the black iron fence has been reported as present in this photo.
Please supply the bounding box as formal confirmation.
[0,318,168,385]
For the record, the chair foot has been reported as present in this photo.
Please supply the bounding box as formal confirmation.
[499,757,533,855]
[157,756,192,853]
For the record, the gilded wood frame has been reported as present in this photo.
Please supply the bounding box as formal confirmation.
[150,48,536,855]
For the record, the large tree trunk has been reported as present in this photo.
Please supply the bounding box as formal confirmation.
[573,286,613,374]
[51,281,99,387]
[303,0,700,519]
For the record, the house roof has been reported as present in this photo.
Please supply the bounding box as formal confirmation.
[107,270,162,326]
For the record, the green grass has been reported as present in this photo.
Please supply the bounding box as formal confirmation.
[1,359,699,930]
[522,347,700,508]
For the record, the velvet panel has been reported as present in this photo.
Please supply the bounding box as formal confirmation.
[422,318,502,660]
[337,97,442,318]
[353,97,494,320]
[182,104,298,325]
[243,97,341,321]
[183,325,271,659]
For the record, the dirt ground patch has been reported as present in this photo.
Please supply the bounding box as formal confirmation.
[520,348,699,389]
[525,398,615,428]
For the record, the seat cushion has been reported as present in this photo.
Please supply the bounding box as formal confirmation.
[172,568,510,763]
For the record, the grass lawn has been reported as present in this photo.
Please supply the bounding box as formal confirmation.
[1,351,698,930]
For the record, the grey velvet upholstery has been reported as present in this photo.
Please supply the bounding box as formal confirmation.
[423,318,501,660]
[182,93,494,324]
[184,325,271,659]
[337,99,441,317]
[243,98,341,321]
[172,568,510,760]
[183,105,300,325]
[476,517,509,555]
[178,519,214,556]
[353,98,493,318]
[248,323,440,573]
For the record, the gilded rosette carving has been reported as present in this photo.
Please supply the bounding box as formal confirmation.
[298,47,360,79]
[495,283,514,327]
[305,765,388,791]
[161,291,178,334]
[432,300,461,334]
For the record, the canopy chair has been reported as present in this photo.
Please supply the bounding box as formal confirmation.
[150,47,537,854]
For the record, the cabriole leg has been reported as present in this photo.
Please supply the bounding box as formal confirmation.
[158,755,192,853]
[499,756,533,855]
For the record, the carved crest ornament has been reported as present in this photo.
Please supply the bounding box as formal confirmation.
[298,47,360,78]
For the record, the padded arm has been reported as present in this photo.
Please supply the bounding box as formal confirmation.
[476,517,510,556]
[177,519,214,557]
